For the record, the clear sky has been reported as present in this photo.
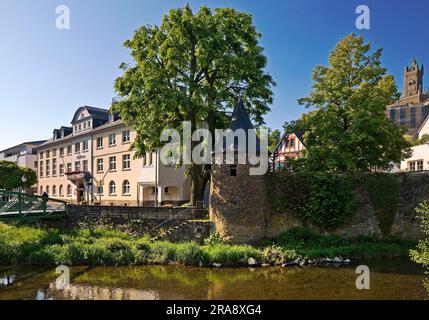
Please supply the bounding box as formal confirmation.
[0,0,428,150]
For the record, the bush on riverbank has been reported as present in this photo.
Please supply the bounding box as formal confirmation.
[0,223,415,267]
[0,223,262,267]
[273,227,415,259]
[410,202,429,292]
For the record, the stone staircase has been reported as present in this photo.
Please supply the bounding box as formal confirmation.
[151,220,212,244]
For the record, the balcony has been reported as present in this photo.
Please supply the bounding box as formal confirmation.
[65,171,90,185]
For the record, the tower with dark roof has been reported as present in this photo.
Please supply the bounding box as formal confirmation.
[404,59,424,102]
[209,100,267,244]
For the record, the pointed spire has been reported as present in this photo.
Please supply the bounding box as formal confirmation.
[228,99,255,132]
[224,99,261,153]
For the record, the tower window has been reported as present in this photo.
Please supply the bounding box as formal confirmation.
[230,165,237,177]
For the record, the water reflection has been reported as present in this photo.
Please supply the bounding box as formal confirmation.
[0,275,16,287]
[40,283,159,300]
[0,259,427,300]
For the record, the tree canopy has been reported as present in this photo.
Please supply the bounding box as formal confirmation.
[113,4,275,202]
[285,34,411,172]
[0,161,37,190]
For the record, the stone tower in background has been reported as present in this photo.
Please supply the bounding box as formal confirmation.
[403,59,424,104]
[209,100,267,244]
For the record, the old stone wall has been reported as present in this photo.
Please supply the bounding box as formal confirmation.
[266,172,429,240]
[211,170,429,243]
[210,162,267,244]
[66,205,210,241]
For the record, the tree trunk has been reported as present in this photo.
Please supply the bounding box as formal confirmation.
[190,164,206,205]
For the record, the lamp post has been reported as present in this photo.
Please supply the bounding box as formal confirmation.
[21,175,27,194]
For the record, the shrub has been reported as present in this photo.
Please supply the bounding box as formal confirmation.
[204,244,262,267]
[410,202,429,292]
[262,245,298,265]
[147,241,177,264]
[204,232,225,246]
[175,242,209,266]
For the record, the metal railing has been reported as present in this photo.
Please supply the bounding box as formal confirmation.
[0,189,67,221]
[148,207,209,234]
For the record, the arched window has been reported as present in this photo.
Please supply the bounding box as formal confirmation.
[67,185,72,197]
[40,186,43,195]
[59,185,63,197]
[109,181,116,195]
[52,185,57,196]
[46,186,50,195]
[123,180,130,195]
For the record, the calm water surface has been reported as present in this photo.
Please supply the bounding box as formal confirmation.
[0,258,427,300]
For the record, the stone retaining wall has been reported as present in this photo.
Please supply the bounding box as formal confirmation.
[66,205,210,241]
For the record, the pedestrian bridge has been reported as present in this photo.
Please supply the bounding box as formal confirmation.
[0,190,67,221]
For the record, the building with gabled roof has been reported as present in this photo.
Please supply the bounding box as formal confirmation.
[36,105,190,206]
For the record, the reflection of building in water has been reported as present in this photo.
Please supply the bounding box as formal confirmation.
[47,283,159,300]
[0,274,16,287]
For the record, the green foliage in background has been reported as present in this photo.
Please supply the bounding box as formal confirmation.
[410,202,429,293]
[267,172,358,230]
[0,161,37,190]
[268,172,403,232]
[0,224,414,267]
[274,227,414,259]
[113,4,275,203]
[285,33,411,173]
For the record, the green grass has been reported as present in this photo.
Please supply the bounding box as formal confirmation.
[273,227,416,259]
[0,223,416,267]
[0,223,263,267]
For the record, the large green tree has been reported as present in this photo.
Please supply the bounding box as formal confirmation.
[286,34,410,172]
[0,161,37,191]
[113,5,275,203]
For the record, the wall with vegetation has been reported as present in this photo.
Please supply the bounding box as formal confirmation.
[265,172,429,240]
[66,205,210,243]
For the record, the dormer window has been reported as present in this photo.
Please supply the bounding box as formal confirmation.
[109,114,115,122]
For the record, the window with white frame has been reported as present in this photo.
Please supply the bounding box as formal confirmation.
[123,154,131,170]
[123,180,130,195]
[109,181,116,195]
[46,160,50,177]
[109,156,116,170]
[97,159,104,172]
[83,140,89,152]
[40,161,44,177]
[408,160,424,172]
[97,137,103,149]
[122,130,130,143]
[52,159,57,176]
[109,134,116,146]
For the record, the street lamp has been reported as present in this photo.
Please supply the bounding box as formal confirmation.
[21,175,27,194]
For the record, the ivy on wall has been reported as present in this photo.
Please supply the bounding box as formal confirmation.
[362,173,400,236]
[267,172,358,231]
[267,172,400,233]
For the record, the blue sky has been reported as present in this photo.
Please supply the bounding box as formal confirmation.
[0,0,428,150]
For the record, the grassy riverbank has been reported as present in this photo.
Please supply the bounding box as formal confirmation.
[271,227,415,259]
[0,223,415,267]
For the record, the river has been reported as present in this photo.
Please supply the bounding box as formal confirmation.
[0,258,427,300]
